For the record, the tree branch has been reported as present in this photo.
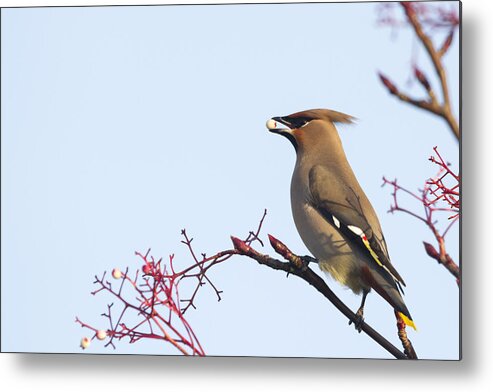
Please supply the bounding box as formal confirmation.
[401,2,459,140]
[231,234,412,359]
[79,210,415,358]
[395,311,418,359]
[378,2,459,140]
[383,157,459,284]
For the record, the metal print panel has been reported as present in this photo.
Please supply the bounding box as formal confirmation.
[1,1,460,359]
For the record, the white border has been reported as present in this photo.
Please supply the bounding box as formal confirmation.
[2,0,492,391]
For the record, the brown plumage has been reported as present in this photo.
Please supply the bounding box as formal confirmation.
[268,108,415,330]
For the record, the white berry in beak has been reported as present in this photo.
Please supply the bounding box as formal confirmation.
[266,119,277,130]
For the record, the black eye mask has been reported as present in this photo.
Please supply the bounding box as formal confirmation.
[273,116,311,129]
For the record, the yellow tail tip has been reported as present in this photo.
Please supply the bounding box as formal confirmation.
[399,312,417,331]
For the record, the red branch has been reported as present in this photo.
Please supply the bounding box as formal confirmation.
[76,210,268,355]
[427,146,460,216]
[382,148,459,283]
[377,2,459,31]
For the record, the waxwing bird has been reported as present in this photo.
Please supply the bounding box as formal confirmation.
[267,109,415,330]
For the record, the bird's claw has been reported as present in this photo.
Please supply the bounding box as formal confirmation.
[302,255,318,264]
[292,255,317,272]
[286,255,317,276]
[349,308,365,333]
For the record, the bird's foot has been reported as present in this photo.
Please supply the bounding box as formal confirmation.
[349,308,365,333]
[301,255,318,264]
[291,255,317,272]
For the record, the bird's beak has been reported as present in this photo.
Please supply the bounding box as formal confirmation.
[266,116,292,135]
[266,116,298,151]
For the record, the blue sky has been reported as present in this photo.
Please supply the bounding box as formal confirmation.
[1,1,459,359]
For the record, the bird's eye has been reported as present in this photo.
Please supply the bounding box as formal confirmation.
[293,117,311,128]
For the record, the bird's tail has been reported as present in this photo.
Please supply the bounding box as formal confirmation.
[363,265,417,330]
[398,312,417,331]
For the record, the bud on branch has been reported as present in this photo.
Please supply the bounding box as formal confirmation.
[378,73,398,95]
[423,241,439,260]
[439,30,454,57]
[414,66,431,91]
[231,236,252,255]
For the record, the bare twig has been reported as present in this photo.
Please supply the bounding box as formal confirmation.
[378,2,459,140]
[427,146,460,217]
[76,210,270,355]
[383,148,459,283]
[401,3,459,139]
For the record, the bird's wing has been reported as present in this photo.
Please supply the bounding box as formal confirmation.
[308,164,406,288]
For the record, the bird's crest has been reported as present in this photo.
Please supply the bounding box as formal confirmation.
[289,108,357,125]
